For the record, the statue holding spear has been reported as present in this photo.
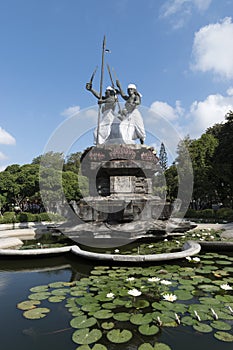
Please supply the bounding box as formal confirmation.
[86,36,119,144]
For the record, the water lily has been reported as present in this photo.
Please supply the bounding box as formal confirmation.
[148,244,154,248]
[160,279,172,285]
[106,292,115,298]
[126,277,135,282]
[220,283,232,290]
[114,249,119,253]
[192,257,200,262]
[163,293,177,302]
[148,277,160,282]
[128,288,142,297]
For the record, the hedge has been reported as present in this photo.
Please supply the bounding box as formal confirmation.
[0,211,64,224]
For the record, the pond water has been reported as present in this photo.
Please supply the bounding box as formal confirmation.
[0,251,233,350]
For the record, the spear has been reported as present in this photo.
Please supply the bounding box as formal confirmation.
[96,35,106,145]
[107,64,122,114]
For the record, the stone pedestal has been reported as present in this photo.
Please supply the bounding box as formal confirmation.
[78,144,170,224]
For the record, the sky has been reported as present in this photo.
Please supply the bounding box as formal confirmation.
[1,0,233,170]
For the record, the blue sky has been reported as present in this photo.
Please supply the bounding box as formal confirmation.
[1,0,233,170]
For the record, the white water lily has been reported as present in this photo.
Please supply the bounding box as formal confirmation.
[126,277,135,281]
[160,279,172,285]
[114,249,119,253]
[128,288,142,297]
[148,244,154,248]
[186,256,200,263]
[148,277,160,282]
[106,292,115,298]
[192,257,200,262]
[163,293,177,302]
[220,283,232,291]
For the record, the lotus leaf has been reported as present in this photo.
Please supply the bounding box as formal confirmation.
[175,290,193,300]
[130,313,153,325]
[199,297,221,305]
[29,285,49,293]
[70,315,97,329]
[138,324,159,335]
[101,322,114,330]
[154,343,172,350]
[93,310,114,319]
[106,329,132,343]
[48,295,66,303]
[82,303,100,312]
[214,331,233,342]
[51,288,70,295]
[23,307,50,319]
[193,323,213,333]
[138,343,154,350]
[102,302,116,310]
[72,328,102,345]
[217,260,232,265]
[70,290,85,297]
[28,292,50,300]
[198,284,220,292]
[211,320,231,330]
[181,316,196,326]
[48,281,66,288]
[113,312,131,321]
[17,300,41,310]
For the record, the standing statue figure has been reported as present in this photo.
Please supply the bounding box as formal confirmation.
[116,81,146,144]
[86,82,118,144]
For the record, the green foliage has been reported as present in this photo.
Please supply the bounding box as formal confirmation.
[0,211,64,223]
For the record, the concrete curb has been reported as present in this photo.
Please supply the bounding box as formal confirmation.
[71,241,201,262]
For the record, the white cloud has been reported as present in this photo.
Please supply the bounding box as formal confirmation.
[191,17,233,79]
[160,0,212,28]
[186,91,233,137]
[0,152,7,161]
[61,105,81,118]
[150,100,184,121]
[0,127,16,145]
[148,89,233,141]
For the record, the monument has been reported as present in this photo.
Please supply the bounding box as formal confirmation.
[61,36,194,247]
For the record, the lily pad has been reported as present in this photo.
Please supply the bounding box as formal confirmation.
[130,313,153,325]
[101,322,115,330]
[134,299,150,309]
[214,331,233,342]
[29,285,49,293]
[193,323,212,333]
[48,295,66,303]
[81,304,100,312]
[154,344,172,350]
[23,307,50,319]
[28,292,50,300]
[138,324,159,335]
[93,310,114,319]
[113,312,131,321]
[72,328,102,345]
[17,300,41,310]
[211,320,231,331]
[48,281,66,288]
[70,315,97,329]
[106,329,132,343]
[175,290,193,300]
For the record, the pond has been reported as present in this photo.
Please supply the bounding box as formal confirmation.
[0,249,233,350]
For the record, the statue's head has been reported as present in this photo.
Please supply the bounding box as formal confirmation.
[127,83,137,94]
[105,86,116,96]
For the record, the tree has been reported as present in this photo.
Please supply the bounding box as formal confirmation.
[159,142,168,170]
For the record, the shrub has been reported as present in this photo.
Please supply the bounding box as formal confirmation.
[216,208,233,220]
